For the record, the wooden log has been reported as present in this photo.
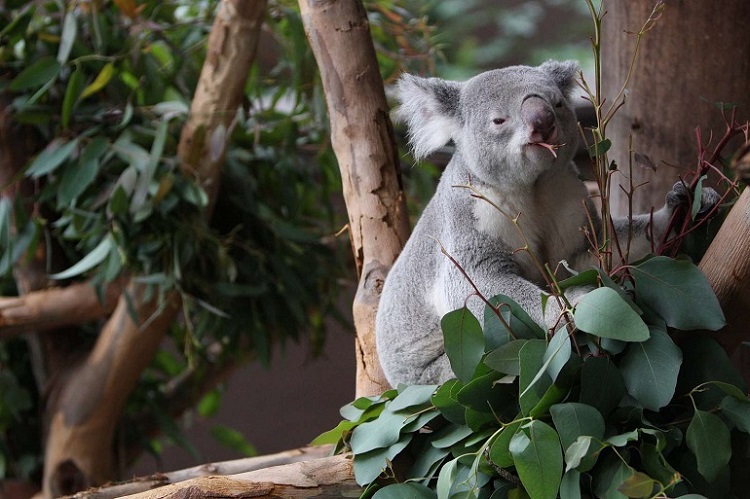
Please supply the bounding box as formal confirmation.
[65,446,334,499]
[113,454,358,499]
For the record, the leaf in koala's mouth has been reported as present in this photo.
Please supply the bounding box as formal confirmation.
[529,142,562,158]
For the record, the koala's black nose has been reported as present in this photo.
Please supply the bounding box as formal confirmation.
[521,96,556,142]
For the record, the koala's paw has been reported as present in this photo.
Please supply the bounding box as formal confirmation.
[665,181,721,219]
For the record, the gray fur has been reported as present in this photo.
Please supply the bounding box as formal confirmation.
[376,61,717,386]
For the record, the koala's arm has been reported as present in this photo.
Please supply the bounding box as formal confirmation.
[440,235,566,332]
[610,182,720,263]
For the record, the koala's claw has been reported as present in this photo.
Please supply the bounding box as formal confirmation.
[665,181,720,219]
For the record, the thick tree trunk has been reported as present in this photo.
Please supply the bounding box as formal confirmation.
[699,184,750,365]
[42,2,268,496]
[603,0,750,216]
[298,0,410,398]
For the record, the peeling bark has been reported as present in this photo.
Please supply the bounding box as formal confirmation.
[298,0,410,397]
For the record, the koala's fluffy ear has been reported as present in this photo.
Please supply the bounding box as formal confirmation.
[539,60,580,96]
[393,74,463,160]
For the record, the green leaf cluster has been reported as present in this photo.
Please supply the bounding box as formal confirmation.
[321,257,749,498]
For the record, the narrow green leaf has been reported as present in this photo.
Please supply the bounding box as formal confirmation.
[574,287,649,342]
[57,10,78,64]
[58,137,107,205]
[619,328,682,411]
[550,403,605,451]
[630,257,725,331]
[80,62,115,100]
[9,56,61,91]
[442,307,485,384]
[50,235,113,280]
[26,138,79,178]
[509,420,563,499]
[606,430,639,447]
[62,68,85,129]
[686,409,731,482]
[430,424,474,449]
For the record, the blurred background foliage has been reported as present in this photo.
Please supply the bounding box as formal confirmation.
[0,0,591,483]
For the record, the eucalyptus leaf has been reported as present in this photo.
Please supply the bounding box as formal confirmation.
[719,396,750,433]
[373,483,436,499]
[686,409,731,482]
[431,379,466,426]
[9,56,61,91]
[550,403,605,451]
[57,10,78,64]
[489,419,523,468]
[26,138,79,178]
[518,339,551,416]
[484,339,528,375]
[573,287,649,342]
[58,137,108,205]
[559,470,581,499]
[579,356,626,416]
[509,420,563,499]
[349,409,409,454]
[390,384,439,412]
[593,452,635,499]
[616,472,657,498]
[354,434,411,486]
[630,257,725,331]
[619,328,682,411]
[50,235,113,280]
[564,435,605,472]
[543,328,571,381]
[484,294,545,349]
[62,69,85,129]
[442,307,485,384]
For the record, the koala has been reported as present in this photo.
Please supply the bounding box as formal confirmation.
[376,61,718,386]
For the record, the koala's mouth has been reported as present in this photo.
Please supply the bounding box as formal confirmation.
[528,141,562,158]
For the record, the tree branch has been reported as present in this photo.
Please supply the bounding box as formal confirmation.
[0,278,124,339]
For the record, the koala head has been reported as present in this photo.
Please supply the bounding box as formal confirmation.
[394,60,580,187]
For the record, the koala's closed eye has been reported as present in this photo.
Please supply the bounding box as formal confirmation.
[554,101,563,108]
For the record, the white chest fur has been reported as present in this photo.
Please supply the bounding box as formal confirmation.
[471,173,590,280]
